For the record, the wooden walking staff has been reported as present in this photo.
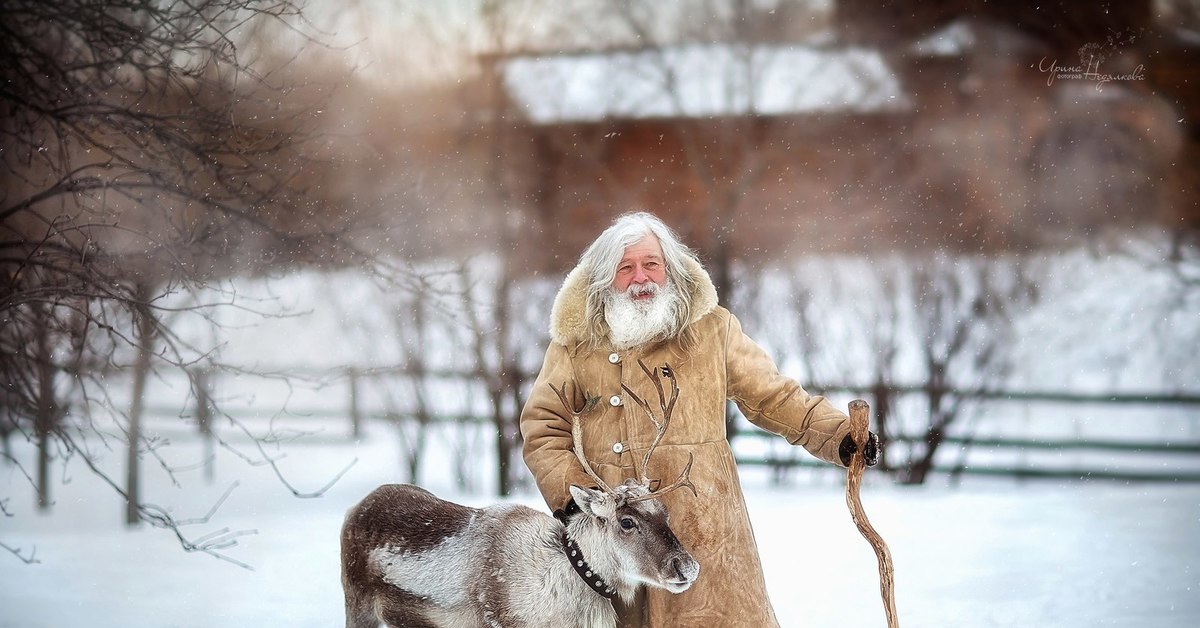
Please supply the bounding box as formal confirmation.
[845,399,900,628]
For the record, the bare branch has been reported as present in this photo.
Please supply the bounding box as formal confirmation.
[0,541,40,565]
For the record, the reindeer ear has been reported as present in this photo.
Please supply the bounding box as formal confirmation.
[569,485,605,518]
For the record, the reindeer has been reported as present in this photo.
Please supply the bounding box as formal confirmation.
[340,361,700,628]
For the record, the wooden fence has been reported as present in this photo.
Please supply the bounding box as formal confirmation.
[140,367,1200,484]
[734,386,1200,483]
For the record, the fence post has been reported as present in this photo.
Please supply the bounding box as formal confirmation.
[192,367,214,483]
[348,367,362,439]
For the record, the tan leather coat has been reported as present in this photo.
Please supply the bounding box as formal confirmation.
[520,256,852,628]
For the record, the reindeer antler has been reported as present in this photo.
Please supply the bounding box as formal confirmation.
[621,360,696,503]
[621,361,676,486]
[550,363,695,505]
[549,382,616,496]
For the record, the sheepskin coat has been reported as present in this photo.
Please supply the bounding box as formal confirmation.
[519,255,853,628]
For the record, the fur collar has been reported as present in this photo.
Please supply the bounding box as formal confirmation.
[549,254,719,347]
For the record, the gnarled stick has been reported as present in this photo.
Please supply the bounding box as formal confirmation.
[845,399,900,628]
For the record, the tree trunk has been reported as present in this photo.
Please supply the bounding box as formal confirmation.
[871,378,895,472]
[125,283,156,527]
[492,273,514,497]
[406,427,426,483]
[505,357,527,491]
[901,375,949,485]
[405,289,430,485]
[1,426,12,469]
[35,425,51,509]
[710,200,739,443]
[347,367,362,440]
[902,426,945,485]
[34,307,56,511]
[192,367,214,483]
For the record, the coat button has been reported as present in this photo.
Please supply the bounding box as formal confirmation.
[608,352,620,364]
[609,395,622,407]
[612,442,625,454]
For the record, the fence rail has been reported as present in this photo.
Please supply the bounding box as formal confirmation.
[127,366,1200,484]
[733,430,1200,483]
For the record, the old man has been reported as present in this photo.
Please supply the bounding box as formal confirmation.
[519,212,878,627]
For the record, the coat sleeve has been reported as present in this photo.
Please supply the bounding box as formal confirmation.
[723,312,852,467]
[520,342,597,511]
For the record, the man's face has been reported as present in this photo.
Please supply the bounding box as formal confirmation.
[612,234,666,298]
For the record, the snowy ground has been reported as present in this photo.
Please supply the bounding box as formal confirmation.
[2,425,1197,628]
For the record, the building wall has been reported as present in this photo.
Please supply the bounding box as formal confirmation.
[499,45,1192,273]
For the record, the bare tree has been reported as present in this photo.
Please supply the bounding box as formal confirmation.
[0,0,383,563]
[384,289,435,484]
[457,260,527,497]
[782,253,1037,483]
[898,253,1038,484]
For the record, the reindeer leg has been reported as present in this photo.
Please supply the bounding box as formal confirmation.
[344,600,376,628]
[342,582,377,628]
[375,590,439,628]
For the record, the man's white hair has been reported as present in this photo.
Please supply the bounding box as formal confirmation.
[578,212,701,344]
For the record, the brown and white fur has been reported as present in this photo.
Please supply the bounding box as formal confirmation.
[340,482,699,628]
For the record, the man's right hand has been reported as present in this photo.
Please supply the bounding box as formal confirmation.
[838,432,881,467]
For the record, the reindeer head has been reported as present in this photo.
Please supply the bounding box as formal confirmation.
[550,360,700,595]
[566,481,698,593]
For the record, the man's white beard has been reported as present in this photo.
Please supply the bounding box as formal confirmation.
[603,280,682,350]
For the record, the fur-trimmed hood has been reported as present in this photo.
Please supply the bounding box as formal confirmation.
[548,254,720,347]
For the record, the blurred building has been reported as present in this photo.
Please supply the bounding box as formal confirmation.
[478,0,1197,275]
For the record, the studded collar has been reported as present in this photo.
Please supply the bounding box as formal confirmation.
[560,530,616,599]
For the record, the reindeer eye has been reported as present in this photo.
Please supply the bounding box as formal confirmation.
[619,517,636,530]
